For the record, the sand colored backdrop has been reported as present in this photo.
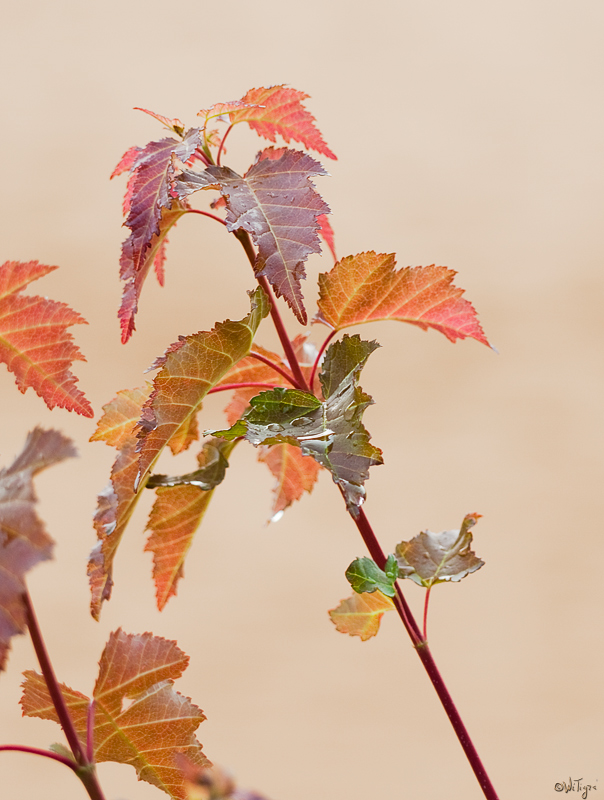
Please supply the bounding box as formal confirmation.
[0,1,602,798]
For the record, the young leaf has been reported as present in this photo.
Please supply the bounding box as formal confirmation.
[329,590,395,641]
[21,629,210,799]
[118,129,200,342]
[144,439,235,610]
[176,147,330,325]
[0,428,76,670]
[212,335,383,515]
[135,287,270,489]
[316,252,490,347]
[258,443,321,521]
[226,85,337,160]
[345,554,398,598]
[395,513,484,588]
[317,213,337,261]
[89,385,153,619]
[0,261,93,417]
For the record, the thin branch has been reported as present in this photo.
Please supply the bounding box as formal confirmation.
[23,590,108,800]
[309,329,337,391]
[217,123,234,167]
[233,229,311,393]
[187,209,228,226]
[347,508,499,800]
[0,744,78,772]
[249,351,297,386]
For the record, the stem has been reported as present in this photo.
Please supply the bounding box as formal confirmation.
[208,382,282,395]
[348,509,499,800]
[249,351,297,386]
[309,329,337,392]
[0,744,78,772]
[23,591,108,800]
[233,229,311,393]
[423,587,432,641]
[187,209,228,226]
[217,124,234,167]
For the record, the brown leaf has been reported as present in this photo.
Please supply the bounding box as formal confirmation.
[329,590,395,641]
[176,148,330,325]
[21,630,210,799]
[0,428,76,669]
[0,261,92,416]
[316,252,490,346]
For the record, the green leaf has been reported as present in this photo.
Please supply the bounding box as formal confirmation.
[211,334,383,515]
[395,513,484,588]
[345,554,398,597]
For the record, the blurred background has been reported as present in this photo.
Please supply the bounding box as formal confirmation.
[0,1,602,798]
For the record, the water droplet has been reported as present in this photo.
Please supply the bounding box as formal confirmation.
[267,423,284,432]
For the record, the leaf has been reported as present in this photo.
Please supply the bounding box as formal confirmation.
[257,444,321,521]
[0,261,93,417]
[176,147,330,325]
[90,384,153,449]
[345,555,398,598]
[176,758,271,800]
[317,213,336,261]
[0,428,76,670]
[395,513,484,588]
[227,85,337,160]
[89,385,153,620]
[315,252,490,347]
[144,439,235,610]
[21,629,210,799]
[212,335,383,515]
[110,146,142,180]
[134,107,185,136]
[118,129,200,342]
[135,287,270,490]
[329,590,395,641]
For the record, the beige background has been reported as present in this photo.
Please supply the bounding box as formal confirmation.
[0,1,602,798]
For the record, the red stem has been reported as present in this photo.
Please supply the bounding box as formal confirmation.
[423,587,432,641]
[208,382,281,395]
[233,229,311,393]
[187,209,228,226]
[349,509,499,800]
[309,329,337,392]
[217,124,234,167]
[249,351,297,386]
[0,744,78,772]
[23,591,107,800]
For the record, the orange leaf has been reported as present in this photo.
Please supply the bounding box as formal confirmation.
[90,384,153,449]
[89,385,152,619]
[0,261,93,416]
[229,85,336,160]
[145,485,214,610]
[0,428,76,669]
[329,590,395,641]
[258,444,321,520]
[21,630,210,799]
[316,252,490,347]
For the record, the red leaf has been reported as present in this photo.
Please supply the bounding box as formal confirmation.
[21,630,209,798]
[110,146,141,180]
[228,86,337,160]
[176,148,330,325]
[134,107,185,135]
[135,288,269,490]
[258,444,321,520]
[0,261,93,416]
[316,252,491,346]
[0,428,76,669]
[329,590,395,641]
[317,213,336,262]
[118,129,199,342]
